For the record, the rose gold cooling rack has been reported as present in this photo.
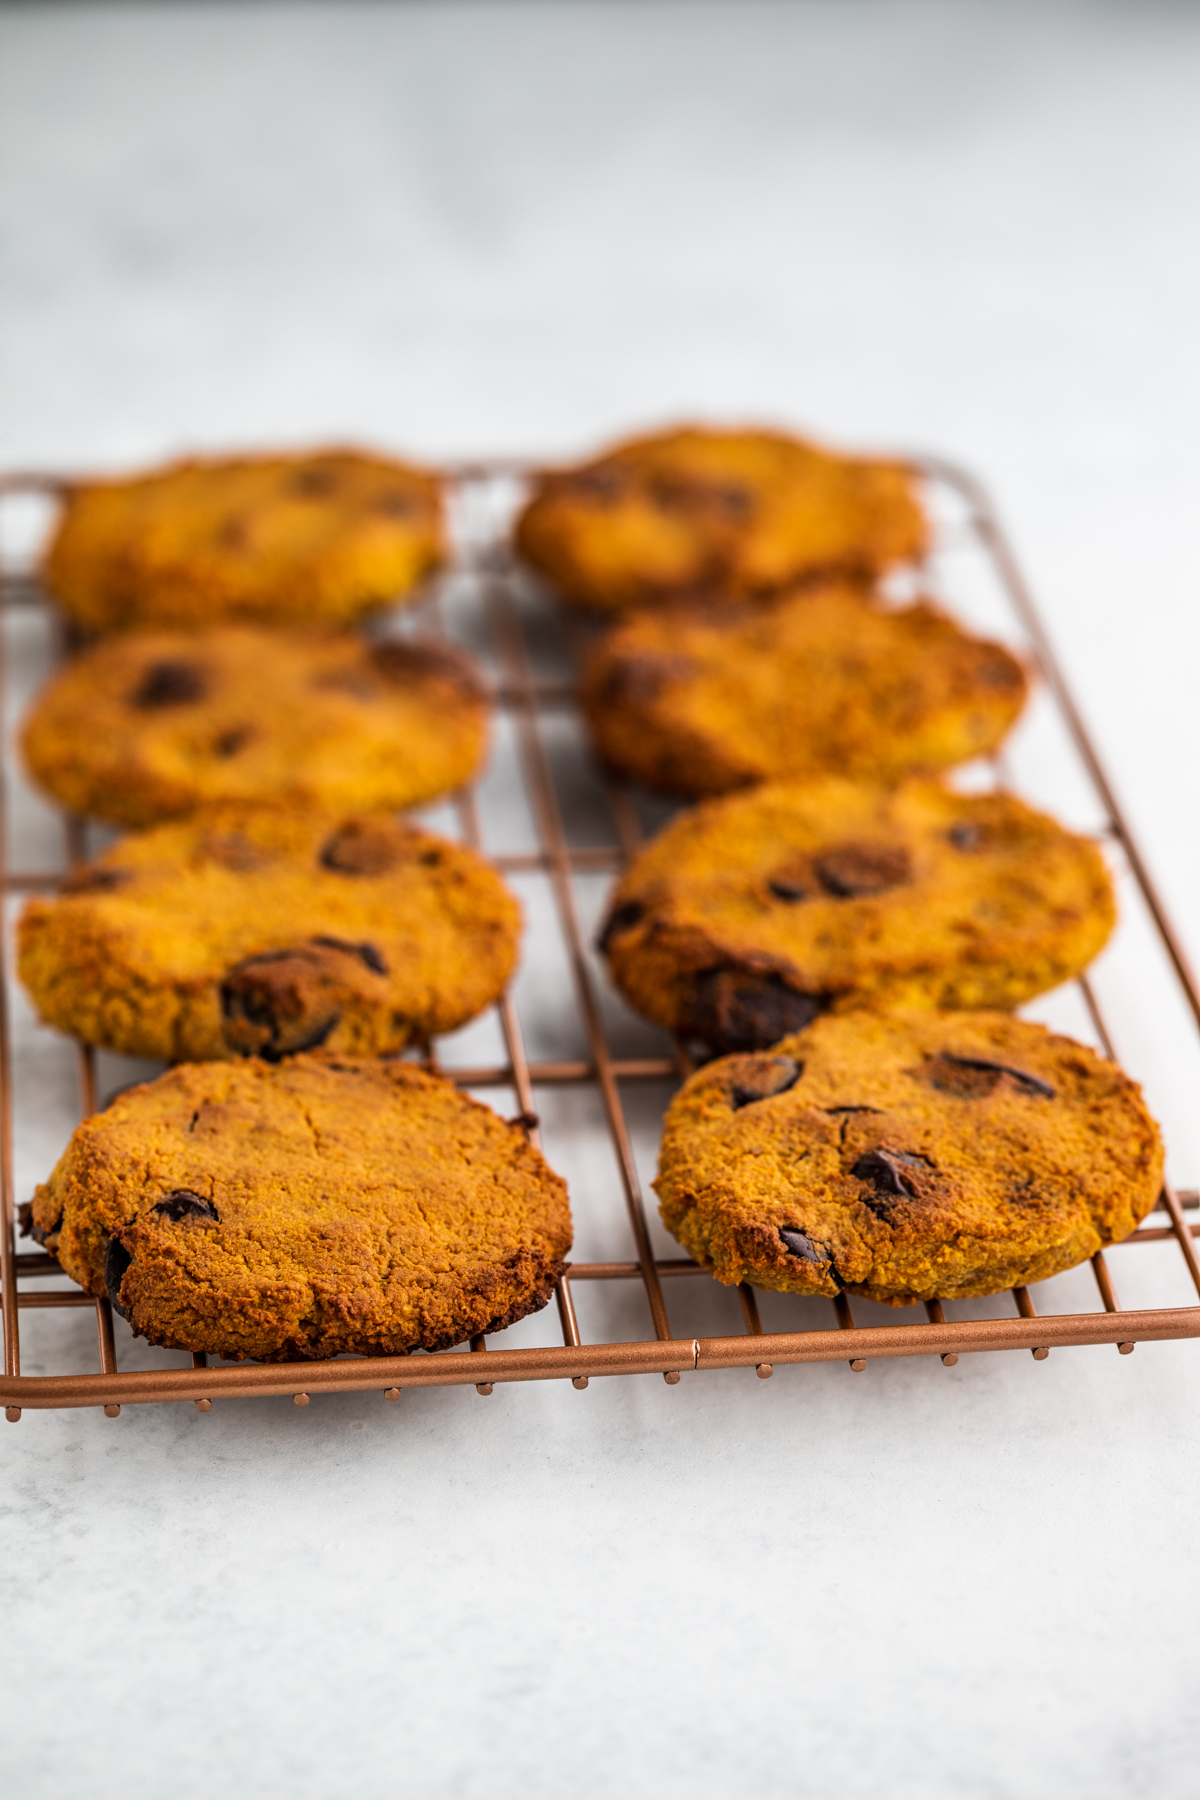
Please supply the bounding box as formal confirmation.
[2,453,1200,1421]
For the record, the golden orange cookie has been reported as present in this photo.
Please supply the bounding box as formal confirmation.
[515,425,927,613]
[581,584,1027,796]
[43,448,446,633]
[19,808,521,1062]
[599,778,1114,1050]
[26,1054,572,1362]
[21,626,489,827]
[655,1010,1162,1303]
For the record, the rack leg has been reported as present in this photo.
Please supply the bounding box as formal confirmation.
[471,1333,493,1395]
[737,1283,772,1378]
[924,1298,958,1364]
[833,1293,866,1370]
[1013,1287,1048,1358]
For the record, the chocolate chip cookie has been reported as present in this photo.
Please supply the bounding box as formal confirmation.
[19,807,520,1062]
[655,1010,1162,1304]
[21,626,489,827]
[28,1054,572,1362]
[515,424,928,614]
[580,583,1027,795]
[600,778,1114,1051]
[43,447,446,634]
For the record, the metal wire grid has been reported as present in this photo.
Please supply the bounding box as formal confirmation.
[2,455,1200,1420]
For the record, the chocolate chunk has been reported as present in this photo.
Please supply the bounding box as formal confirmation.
[815,842,912,898]
[319,818,403,876]
[852,1147,931,1200]
[289,465,338,498]
[925,1052,1054,1101]
[375,490,416,517]
[312,669,379,699]
[644,475,753,519]
[18,1200,60,1246]
[571,468,624,504]
[204,832,267,873]
[948,822,983,851]
[61,866,130,895]
[104,1236,132,1321]
[715,485,753,519]
[648,476,700,514]
[823,1105,882,1115]
[978,651,1023,690]
[310,935,388,975]
[152,1190,219,1223]
[728,1055,802,1110]
[779,1228,829,1265]
[685,968,824,1053]
[599,654,694,709]
[598,900,644,952]
[132,659,207,708]
[212,725,253,759]
[220,946,349,1059]
[768,878,810,903]
[371,640,487,702]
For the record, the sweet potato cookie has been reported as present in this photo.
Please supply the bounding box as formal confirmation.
[655,1010,1162,1304]
[600,779,1114,1051]
[26,1054,572,1362]
[581,584,1027,795]
[21,626,489,827]
[19,808,520,1063]
[515,425,927,614]
[43,448,445,634]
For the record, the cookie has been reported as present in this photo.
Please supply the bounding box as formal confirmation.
[19,807,521,1063]
[580,583,1027,795]
[515,424,927,614]
[654,1010,1162,1304]
[21,626,489,827]
[600,778,1114,1052]
[43,448,446,634]
[27,1054,572,1362]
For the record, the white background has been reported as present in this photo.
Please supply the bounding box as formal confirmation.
[3,4,1200,1796]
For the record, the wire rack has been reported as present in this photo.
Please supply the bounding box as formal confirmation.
[2,453,1200,1421]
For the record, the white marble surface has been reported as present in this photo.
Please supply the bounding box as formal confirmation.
[4,4,1200,1796]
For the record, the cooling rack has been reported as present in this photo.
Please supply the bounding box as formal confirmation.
[2,453,1199,1421]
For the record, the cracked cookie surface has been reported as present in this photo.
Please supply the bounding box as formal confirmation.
[654,1010,1162,1303]
[19,807,521,1062]
[28,1054,572,1361]
[600,778,1115,1051]
[43,447,445,634]
[515,425,927,614]
[580,583,1027,796]
[21,625,489,827]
